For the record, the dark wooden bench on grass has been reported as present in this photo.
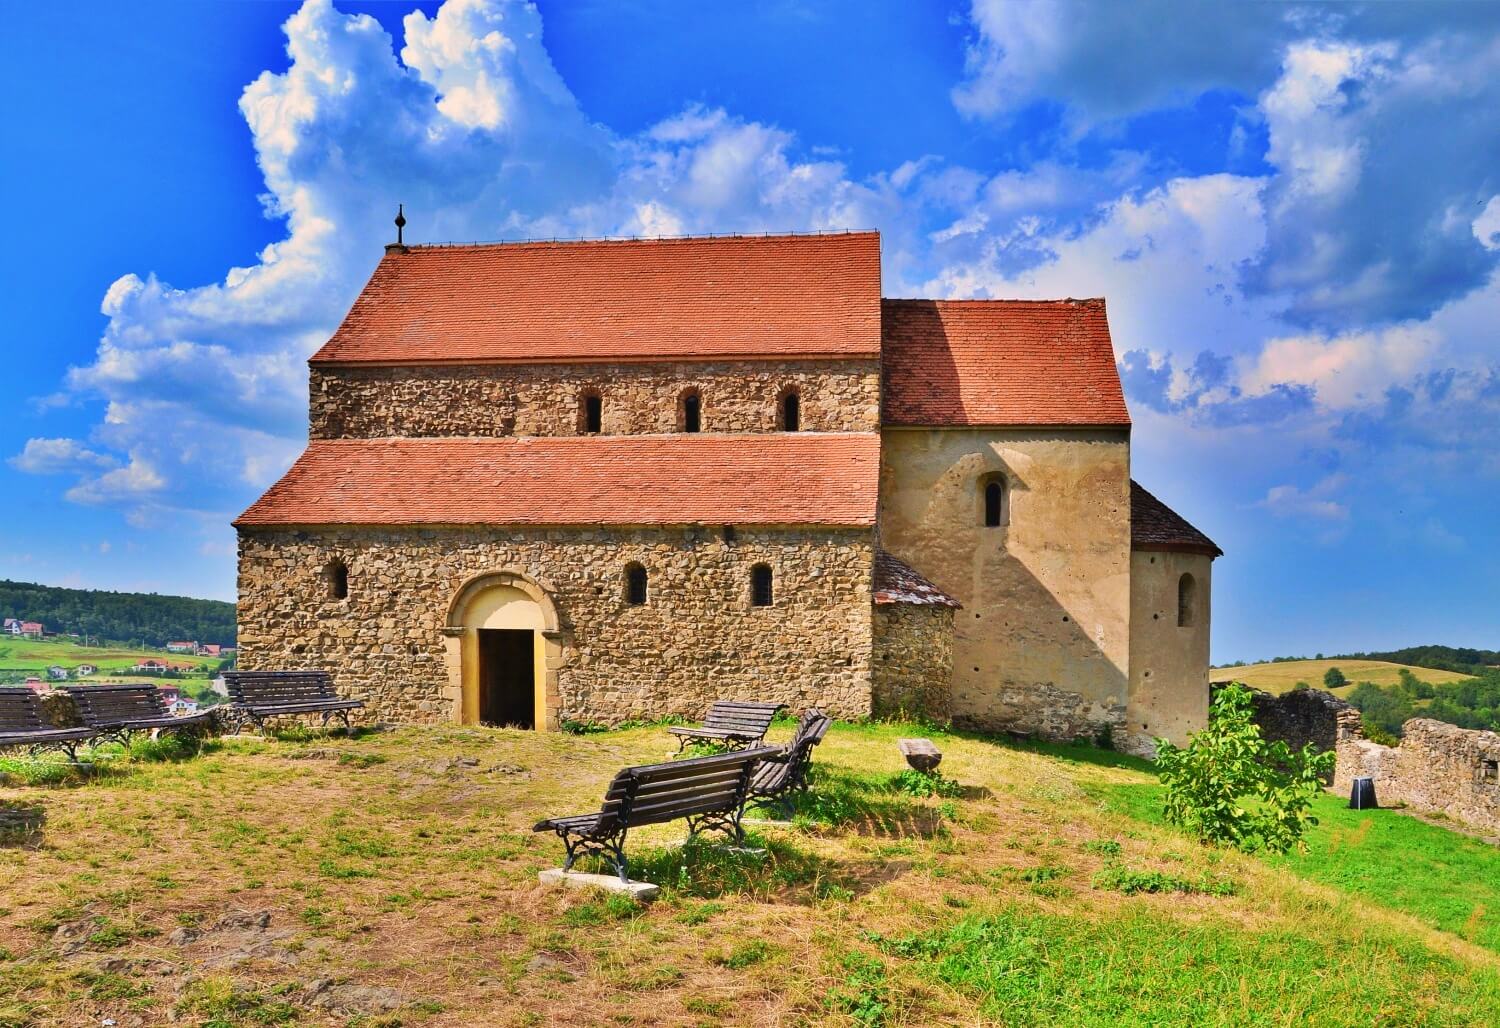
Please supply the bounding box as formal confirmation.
[666,700,785,752]
[750,709,832,814]
[61,685,216,746]
[533,746,780,883]
[0,687,97,762]
[221,670,363,733]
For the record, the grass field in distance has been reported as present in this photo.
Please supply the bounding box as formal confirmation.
[1211,657,1470,696]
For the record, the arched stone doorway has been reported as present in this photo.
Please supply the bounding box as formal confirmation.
[443,571,563,730]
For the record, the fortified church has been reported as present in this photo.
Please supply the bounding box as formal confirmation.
[236,227,1221,755]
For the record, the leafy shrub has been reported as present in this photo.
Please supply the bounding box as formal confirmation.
[888,768,962,799]
[1154,683,1334,854]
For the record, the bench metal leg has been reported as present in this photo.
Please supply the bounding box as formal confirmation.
[556,829,631,883]
[685,807,747,848]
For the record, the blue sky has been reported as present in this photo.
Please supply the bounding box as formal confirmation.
[3,0,1498,663]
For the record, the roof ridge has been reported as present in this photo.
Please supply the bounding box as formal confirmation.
[400,229,881,252]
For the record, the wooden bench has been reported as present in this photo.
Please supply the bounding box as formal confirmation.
[61,685,216,746]
[750,709,832,814]
[221,670,363,733]
[533,746,779,882]
[666,700,785,752]
[0,687,97,762]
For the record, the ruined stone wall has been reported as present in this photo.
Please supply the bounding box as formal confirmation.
[1241,686,1362,757]
[1121,550,1213,757]
[236,524,875,726]
[871,603,954,722]
[877,427,1132,741]
[1335,718,1500,835]
[308,359,881,439]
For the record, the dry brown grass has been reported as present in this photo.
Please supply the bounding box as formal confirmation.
[1,720,1497,1026]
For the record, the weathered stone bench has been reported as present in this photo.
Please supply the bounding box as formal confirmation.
[667,700,785,752]
[221,671,363,733]
[62,684,216,746]
[0,687,97,762]
[533,746,779,885]
[897,737,942,772]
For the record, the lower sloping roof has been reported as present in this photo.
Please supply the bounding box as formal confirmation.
[873,551,960,607]
[1130,481,1222,557]
[235,434,880,528]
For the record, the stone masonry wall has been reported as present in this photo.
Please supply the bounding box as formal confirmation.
[871,603,954,722]
[1335,718,1500,835]
[309,359,881,439]
[237,525,875,725]
[1241,685,1362,755]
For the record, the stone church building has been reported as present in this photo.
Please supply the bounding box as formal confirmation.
[236,230,1220,753]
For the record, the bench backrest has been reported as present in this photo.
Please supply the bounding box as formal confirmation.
[700,700,786,739]
[223,670,335,706]
[62,685,169,727]
[0,688,47,733]
[756,709,831,794]
[595,746,779,835]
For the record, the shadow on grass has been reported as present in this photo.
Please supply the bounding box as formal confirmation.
[1002,737,1157,772]
[772,764,956,839]
[571,832,872,903]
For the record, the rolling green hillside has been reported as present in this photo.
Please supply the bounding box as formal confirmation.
[1211,658,1471,696]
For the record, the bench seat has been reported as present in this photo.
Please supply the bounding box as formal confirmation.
[0,688,98,761]
[0,726,96,749]
[221,671,363,733]
[61,685,218,746]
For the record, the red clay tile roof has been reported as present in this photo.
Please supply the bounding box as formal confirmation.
[235,434,880,528]
[1131,481,1222,557]
[872,551,960,607]
[880,298,1131,427]
[310,232,882,365]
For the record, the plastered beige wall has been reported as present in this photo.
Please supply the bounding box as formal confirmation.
[1122,550,1212,755]
[877,428,1131,740]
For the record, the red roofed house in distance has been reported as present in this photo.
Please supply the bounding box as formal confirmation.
[235,225,1219,754]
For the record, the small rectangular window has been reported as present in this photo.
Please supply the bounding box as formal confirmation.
[583,393,602,434]
[750,564,773,607]
[1482,759,1498,784]
[683,394,701,433]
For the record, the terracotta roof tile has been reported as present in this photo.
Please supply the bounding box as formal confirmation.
[311,233,882,365]
[236,434,881,528]
[1130,481,1222,557]
[872,551,960,607]
[881,298,1131,427]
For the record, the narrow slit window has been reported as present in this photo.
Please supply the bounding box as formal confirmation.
[780,389,800,432]
[750,563,774,607]
[624,562,648,605]
[1177,573,1197,628]
[682,390,702,433]
[1481,759,1498,784]
[581,391,603,434]
[326,560,349,601]
[983,477,1007,527]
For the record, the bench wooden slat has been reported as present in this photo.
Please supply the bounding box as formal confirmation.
[221,671,361,730]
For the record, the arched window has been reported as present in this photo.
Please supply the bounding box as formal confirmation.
[779,388,800,432]
[624,562,648,605]
[680,389,702,433]
[750,563,774,607]
[981,475,1008,527]
[325,560,349,601]
[1177,573,1197,628]
[580,389,603,434]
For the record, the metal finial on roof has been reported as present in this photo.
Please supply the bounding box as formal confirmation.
[386,204,409,255]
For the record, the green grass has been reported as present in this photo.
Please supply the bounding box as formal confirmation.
[1094,781,1500,952]
[4,718,1500,1024]
[878,905,1500,1026]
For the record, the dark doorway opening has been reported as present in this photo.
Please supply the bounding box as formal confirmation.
[478,628,535,728]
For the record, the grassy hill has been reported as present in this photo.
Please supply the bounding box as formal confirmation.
[1211,657,1471,696]
[0,578,234,648]
[4,721,1500,1024]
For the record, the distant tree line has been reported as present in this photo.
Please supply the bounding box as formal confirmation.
[1345,666,1500,742]
[0,579,235,648]
[1215,645,1500,676]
